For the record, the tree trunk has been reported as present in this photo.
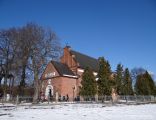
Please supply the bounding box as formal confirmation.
[20,65,26,96]
[10,77,14,100]
[3,74,8,101]
[0,77,2,87]
[33,70,40,103]
[3,60,9,101]
[32,55,40,103]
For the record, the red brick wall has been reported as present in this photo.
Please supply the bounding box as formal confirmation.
[42,76,77,101]
[60,77,77,101]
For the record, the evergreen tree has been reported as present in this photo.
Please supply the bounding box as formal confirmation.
[97,57,111,96]
[135,71,156,95]
[123,68,133,95]
[135,74,149,95]
[144,71,156,95]
[115,64,124,95]
[80,67,97,97]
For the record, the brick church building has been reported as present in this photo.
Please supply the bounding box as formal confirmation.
[40,46,99,101]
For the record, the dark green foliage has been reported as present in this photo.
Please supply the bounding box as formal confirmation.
[97,57,112,96]
[80,67,97,97]
[123,68,133,95]
[135,71,156,95]
[131,67,146,86]
[146,72,156,95]
[115,64,124,95]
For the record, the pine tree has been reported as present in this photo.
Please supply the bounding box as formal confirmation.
[97,57,111,96]
[135,74,149,95]
[135,71,156,95]
[80,67,97,98]
[123,68,133,95]
[144,71,156,95]
[115,64,124,95]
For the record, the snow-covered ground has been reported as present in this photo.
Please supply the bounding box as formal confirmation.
[0,103,156,120]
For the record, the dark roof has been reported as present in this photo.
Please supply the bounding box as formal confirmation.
[51,61,75,76]
[70,50,99,71]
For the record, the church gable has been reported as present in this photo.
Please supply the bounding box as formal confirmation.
[41,62,60,80]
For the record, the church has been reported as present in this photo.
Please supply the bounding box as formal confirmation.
[40,46,99,101]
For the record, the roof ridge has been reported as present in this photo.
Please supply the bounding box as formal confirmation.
[70,50,98,61]
[51,60,67,66]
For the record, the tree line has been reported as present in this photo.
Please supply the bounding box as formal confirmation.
[80,57,156,98]
[0,23,61,102]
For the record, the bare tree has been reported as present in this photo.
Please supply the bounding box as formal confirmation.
[0,23,61,102]
[0,28,19,99]
[17,23,61,102]
[20,23,61,102]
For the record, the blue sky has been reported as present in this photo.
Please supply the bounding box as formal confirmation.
[0,0,156,78]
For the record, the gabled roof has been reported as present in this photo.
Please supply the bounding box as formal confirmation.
[70,50,99,72]
[51,61,75,76]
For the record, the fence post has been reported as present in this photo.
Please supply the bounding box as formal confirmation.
[55,92,58,103]
[16,95,19,108]
[48,94,50,104]
[95,94,98,103]
[135,94,137,103]
[125,96,128,104]
[143,95,145,102]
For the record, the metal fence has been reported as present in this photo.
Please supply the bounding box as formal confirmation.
[118,95,156,104]
[0,95,156,104]
[0,96,33,104]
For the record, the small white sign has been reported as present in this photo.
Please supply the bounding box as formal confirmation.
[45,72,56,78]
